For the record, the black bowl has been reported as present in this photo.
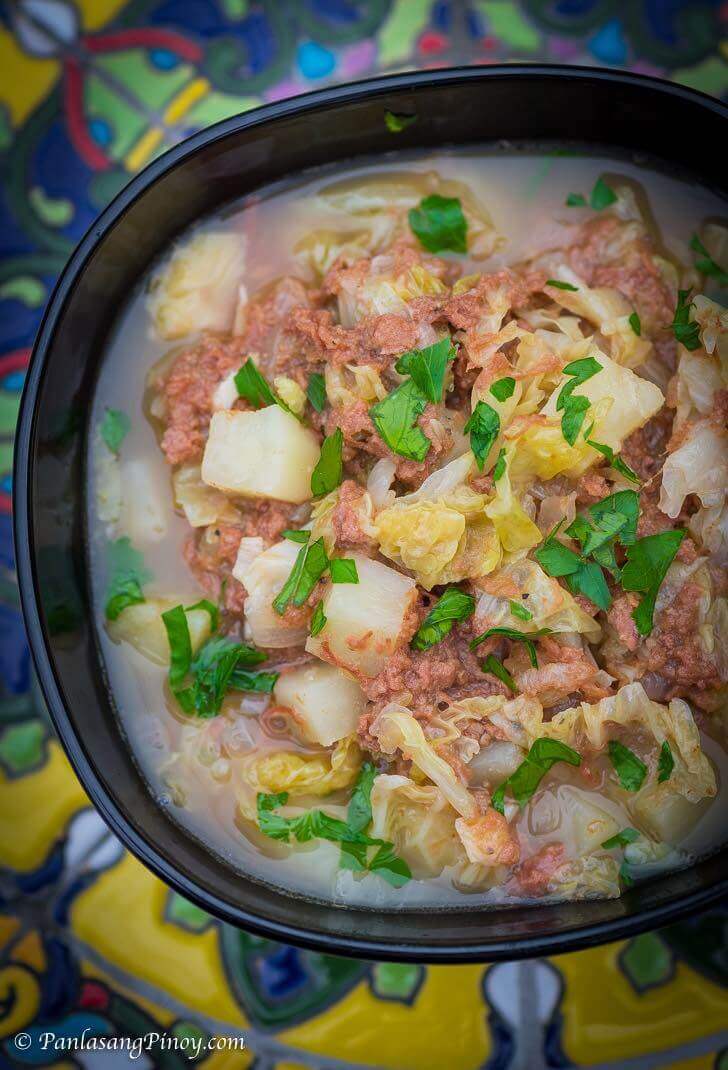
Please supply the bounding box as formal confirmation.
[14,65,728,962]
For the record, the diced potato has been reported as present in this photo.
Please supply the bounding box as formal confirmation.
[274,663,366,747]
[107,598,211,666]
[234,540,310,649]
[173,464,239,528]
[631,784,712,844]
[306,555,416,676]
[119,459,169,543]
[201,407,320,504]
[541,350,664,460]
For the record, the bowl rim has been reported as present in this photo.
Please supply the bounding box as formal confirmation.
[13,63,728,961]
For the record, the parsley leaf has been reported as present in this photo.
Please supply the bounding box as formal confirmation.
[628,311,641,336]
[589,177,618,210]
[309,601,327,637]
[384,110,417,133]
[657,740,674,783]
[557,356,602,446]
[104,537,152,620]
[534,522,582,578]
[395,337,456,403]
[330,558,359,584]
[100,408,130,454]
[546,279,579,291]
[493,447,507,481]
[670,290,701,351]
[282,529,310,544]
[482,654,517,693]
[565,192,588,206]
[690,233,728,287]
[464,400,500,470]
[586,440,640,484]
[490,377,516,402]
[470,626,552,668]
[602,827,640,850]
[272,537,329,615]
[535,520,613,610]
[491,737,581,813]
[411,587,475,651]
[184,598,221,632]
[620,529,685,636]
[306,372,327,412]
[509,600,533,622]
[408,194,467,254]
[235,358,279,408]
[608,740,647,792]
[370,379,431,462]
[565,559,612,610]
[561,393,591,446]
[311,427,343,497]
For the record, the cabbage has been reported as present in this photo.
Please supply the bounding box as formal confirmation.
[474,558,602,642]
[324,364,387,408]
[548,854,621,900]
[659,423,728,519]
[367,457,397,509]
[673,350,724,430]
[545,282,651,368]
[692,294,728,361]
[233,540,310,648]
[239,734,361,797]
[455,809,519,867]
[689,503,728,565]
[369,704,476,818]
[294,227,374,278]
[107,598,212,666]
[517,682,716,805]
[173,464,239,528]
[273,376,307,417]
[369,774,462,878]
[467,740,524,785]
[309,484,376,555]
[483,449,542,554]
[528,784,621,856]
[148,231,246,339]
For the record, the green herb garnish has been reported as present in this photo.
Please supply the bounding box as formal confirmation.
[310,601,327,637]
[492,447,507,481]
[330,558,359,584]
[482,655,517,693]
[602,827,640,850]
[670,290,701,351]
[546,279,579,292]
[384,110,417,134]
[509,600,533,622]
[272,537,329,615]
[566,177,617,211]
[491,737,581,813]
[657,740,674,783]
[104,537,152,620]
[470,626,552,668]
[557,355,602,446]
[282,529,310,544]
[608,740,647,792]
[100,408,130,454]
[370,379,431,462]
[586,440,640,484]
[621,529,685,636]
[411,587,475,651]
[690,234,728,286]
[490,377,516,402]
[464,400,500,471]
[628,311,641,336]
[408,194,467,254]
[311,427,343,497]
[306,372,327,412]
[234,358,279,408]
[395,337,456,403]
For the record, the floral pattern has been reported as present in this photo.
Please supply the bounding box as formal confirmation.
[1,1,727,1066]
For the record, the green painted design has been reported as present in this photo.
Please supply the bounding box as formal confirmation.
[378,0,432,66]
[0,102,12,153]
[219,0,249,19]
[0,443,14,474]
[185,92,260,129]
[619,932,675,992]
[297,0,388,45]
[98,50,194,113]
[662,914,728,988]
[674,56,728,98]
[716,1049,728,1070]
[166,892,213,932]
[370,962,424,1002]
[85,73,149,159]
[171,1020,208,1049]
[475,1,541,51]
[28,186,74,228]
[90,168,135,210]
[0,276,46,308]
[0,720,47,777]
[0,392,22,436]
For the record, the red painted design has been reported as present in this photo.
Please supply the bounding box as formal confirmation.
[419,31,448,56]
[63,59,112,171]
[79,980,111,1011]
[84,27,202,63]
[0,349,31,376]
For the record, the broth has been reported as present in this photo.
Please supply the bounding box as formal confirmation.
[88,145,727,908]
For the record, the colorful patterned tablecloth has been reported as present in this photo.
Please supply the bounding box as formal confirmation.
[1,2,727,1067]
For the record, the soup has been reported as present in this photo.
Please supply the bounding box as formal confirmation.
[89,146,728,909]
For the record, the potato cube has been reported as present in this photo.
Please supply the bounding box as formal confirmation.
[306,554,416,676]
[107,598,211,666]
[201,407,320,504]
[275,663,366,746]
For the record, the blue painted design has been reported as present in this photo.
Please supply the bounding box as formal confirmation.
[297,40,336,79]
[433,0,452,31]
[0,605,30,694]
[1,474,11,495]
[0,515,15,570]
[588,19,627,65]
[256,945,308,1000]
[7,1013,111,1065]
[89,118,113,148]
[2,370,25,391]
[149,46,179,69]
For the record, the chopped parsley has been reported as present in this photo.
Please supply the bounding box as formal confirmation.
[282,529,310,544]
[535,520,612,611]
[690,233,728,287]
[306,372,327,412]
[566,177,617,211]
[509,600,533,622]
[628,311,641,336]
[234,358,279,408]
[470,626,552,668]
[670,290,701,351]
[602,827,640,850]
[408,194,467,254]
[104,537,152,620]
[493,447,507,482]
[100,408,130,454]
[490,377,516,402]
[395,337,456,403]
[370,379,431,462]
[546,279,579,292]
[384,109,417,133]
[411,587,475,651]
[330,558,359,584]
[311,427,343,497]
[272,536,329,615]
[482,654,517,693]
[257,763,411,887]
[620,529,685,636]
[657,740,675,783]
[464,400,500,470]
[557,355,602,447]
[586,440,640,484]
[608,740,647,792]
[491,737,581,814]
[310,601,327,637]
